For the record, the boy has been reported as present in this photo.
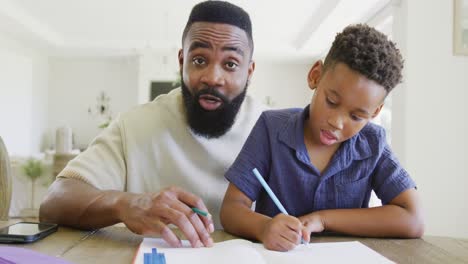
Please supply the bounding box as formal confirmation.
[220,24,424,252]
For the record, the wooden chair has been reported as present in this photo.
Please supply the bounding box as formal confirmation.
[0,136,12,220]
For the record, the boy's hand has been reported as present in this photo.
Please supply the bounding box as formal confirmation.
[299,212,325,243]
[259,214,303,251]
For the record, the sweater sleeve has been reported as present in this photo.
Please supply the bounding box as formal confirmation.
[57,115,126,191]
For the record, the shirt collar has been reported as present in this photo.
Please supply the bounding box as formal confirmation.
[278,106,308,151]
[277,105,374,163]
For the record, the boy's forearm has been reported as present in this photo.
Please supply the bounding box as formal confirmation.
[308,205,424,238]
[220,201,270,241]
[40,178,127,229]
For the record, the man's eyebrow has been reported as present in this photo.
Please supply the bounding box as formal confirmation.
[222,46,245,56]
[188,41,245,57]
[188,41,211,52]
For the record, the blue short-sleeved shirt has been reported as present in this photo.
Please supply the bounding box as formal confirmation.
[225,106,416,218]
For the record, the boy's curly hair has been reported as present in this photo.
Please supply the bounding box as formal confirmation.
[323,24,403,93]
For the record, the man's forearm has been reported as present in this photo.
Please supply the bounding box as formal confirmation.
[39,178,127,229]
[309,205,424,238]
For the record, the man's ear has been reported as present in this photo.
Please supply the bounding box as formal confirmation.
[307,60,323,91]
[247,60,255,86]
[178,49,184,72]
[372,103,385,118]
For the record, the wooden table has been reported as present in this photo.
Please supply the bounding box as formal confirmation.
[1,219,468,263]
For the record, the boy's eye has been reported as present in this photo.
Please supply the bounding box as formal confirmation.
[192,57,205,65]
[325,97,337,106]
[225,61,238,69]
[351,114,363,121]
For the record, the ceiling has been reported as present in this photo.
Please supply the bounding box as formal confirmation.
[0,0,394,62]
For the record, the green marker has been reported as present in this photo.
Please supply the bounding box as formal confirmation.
[191,207,212,218]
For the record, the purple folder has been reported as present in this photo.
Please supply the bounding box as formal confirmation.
[0,246,72,264]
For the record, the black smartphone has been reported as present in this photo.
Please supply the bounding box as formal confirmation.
[0,222,58,243]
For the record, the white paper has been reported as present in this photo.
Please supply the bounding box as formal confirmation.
[134,238,394,264]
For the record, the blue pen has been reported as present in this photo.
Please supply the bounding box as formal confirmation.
[252,168,306,244]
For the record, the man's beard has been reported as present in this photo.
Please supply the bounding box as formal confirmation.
[181,78,248,139]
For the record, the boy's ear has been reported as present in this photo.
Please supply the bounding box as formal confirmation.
[307,60,323,91]
[372,103,385,118]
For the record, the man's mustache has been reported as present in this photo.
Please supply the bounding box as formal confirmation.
[195,88,229,103]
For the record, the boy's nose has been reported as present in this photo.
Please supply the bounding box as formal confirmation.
[327,114,344,130]
[201,65,225,87]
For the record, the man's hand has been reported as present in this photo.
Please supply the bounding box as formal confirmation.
[259,214,303,251]
[118,186,214,248]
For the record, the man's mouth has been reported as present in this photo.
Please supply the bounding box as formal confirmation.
[198,94,223,111]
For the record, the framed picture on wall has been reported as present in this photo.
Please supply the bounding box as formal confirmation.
[150,81,178,101]
[454,0,468,55]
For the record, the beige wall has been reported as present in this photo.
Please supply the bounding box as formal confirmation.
[48,57,139,148]
[392,0,468,238]
[249,59,312,109]
[0,31,49,156]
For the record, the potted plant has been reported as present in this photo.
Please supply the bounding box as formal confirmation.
[21,158,44,216]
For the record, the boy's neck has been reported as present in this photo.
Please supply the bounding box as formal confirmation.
[304,125,341,174]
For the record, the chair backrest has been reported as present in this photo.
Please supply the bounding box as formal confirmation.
[0,136,12,220]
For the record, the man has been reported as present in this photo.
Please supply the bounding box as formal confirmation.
[40,1,264,248]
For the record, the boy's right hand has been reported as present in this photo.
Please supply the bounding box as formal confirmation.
[259,214,303,251]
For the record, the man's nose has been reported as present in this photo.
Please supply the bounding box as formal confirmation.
[327,112,344,130]
[200,65,225,87]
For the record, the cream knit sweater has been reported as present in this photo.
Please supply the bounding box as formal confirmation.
[59,88,265,227]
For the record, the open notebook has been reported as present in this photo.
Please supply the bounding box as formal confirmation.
[133,237,394,264]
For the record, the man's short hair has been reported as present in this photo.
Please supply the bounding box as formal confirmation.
[182,1,253,53]
[323,24,403,93]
